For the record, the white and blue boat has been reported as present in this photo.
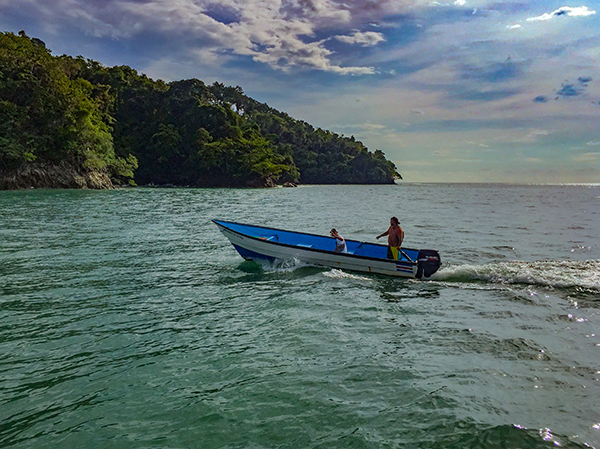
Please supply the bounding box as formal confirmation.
[213,220,441,279]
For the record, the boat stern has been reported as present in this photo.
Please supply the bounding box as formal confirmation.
[416,250,441,279]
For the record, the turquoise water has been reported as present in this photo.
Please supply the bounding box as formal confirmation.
[1,184,599,448]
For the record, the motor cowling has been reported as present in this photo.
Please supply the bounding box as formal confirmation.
[416,249,441,279]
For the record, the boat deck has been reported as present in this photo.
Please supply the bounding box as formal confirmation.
[217,221,419,263]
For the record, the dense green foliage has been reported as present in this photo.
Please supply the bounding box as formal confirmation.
[0,31,136,184]
[0,31,400,187]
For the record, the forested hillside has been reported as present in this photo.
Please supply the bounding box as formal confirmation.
[0,31,400,189]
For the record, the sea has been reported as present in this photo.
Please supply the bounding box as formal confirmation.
[1,183,599,449]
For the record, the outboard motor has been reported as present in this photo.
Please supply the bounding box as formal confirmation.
[416,250,441,279]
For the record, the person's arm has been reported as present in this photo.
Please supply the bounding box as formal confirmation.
[376,228,389,240]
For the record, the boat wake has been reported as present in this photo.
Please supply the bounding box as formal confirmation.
[252,257,313,273]
[245,259,373,281]
[323,269,373,281]
[431,260,600,292]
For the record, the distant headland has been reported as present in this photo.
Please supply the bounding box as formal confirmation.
[0,31,401,190]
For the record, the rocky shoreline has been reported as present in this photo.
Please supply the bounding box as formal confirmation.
[0,162,114,190]
[0,162,301,190]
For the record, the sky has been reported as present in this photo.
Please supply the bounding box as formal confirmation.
[1,0,599,183]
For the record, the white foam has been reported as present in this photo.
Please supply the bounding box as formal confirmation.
[431,260,600,291]
[323,269,372,281]
[255,257,310,273]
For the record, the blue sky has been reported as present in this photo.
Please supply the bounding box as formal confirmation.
[1,0,599,182]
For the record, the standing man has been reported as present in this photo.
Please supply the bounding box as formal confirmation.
[376,217,404,260]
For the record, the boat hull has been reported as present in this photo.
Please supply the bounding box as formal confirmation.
[213,220,441,279]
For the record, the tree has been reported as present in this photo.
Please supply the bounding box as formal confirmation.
[0,32,137,184]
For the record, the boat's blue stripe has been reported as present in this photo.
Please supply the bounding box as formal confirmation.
[232,244,276,262]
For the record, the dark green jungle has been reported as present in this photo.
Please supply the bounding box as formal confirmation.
[0,31,400,188]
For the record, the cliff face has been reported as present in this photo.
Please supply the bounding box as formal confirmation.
[0,162,114,190]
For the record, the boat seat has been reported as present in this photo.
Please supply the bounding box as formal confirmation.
[297,243,313,248]
[258,235,278,241]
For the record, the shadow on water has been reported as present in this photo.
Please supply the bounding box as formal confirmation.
[236,260,267,275]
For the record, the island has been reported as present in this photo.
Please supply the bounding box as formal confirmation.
[0,31,401,190]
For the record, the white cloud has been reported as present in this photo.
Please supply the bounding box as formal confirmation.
[351,123,387,131]
[9,0,391,75]
[334,31,385,47]
[120,0,384,74]
[527,6,596,22]
[506,24,522,29]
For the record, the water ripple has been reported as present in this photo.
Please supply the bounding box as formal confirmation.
[1,185,599,448]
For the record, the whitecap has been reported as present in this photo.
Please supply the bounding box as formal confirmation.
[431,260,600,291]
[322,269,372,281]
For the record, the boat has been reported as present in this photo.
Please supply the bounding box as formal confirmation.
[213,220,441,279]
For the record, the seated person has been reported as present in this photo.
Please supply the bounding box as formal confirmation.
[330,228,348,253]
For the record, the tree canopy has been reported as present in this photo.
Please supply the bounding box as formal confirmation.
[0,31,400,188]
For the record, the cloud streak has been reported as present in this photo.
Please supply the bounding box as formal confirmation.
[527,6,596,22]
